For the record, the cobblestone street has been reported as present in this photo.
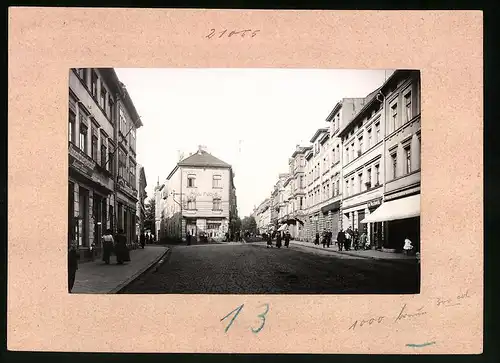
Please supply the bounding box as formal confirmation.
[121,243,419,294]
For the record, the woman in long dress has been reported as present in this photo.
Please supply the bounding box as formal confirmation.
[102,229,114,264]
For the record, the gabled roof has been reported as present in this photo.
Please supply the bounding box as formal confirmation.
[178,149,231,168]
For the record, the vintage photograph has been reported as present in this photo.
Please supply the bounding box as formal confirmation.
[67,68,421,295]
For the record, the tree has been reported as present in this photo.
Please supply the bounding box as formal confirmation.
[144,197,156,232]
[241,216,257,234]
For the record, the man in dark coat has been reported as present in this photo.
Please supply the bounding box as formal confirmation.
[186,232,192,246]
[114,229,128,264]
[327,231,332,248]
[314,232,320,245]
[140,232,146,249]
[284,231,290,248]
[276,231,282,248]
[266,232,273,248]
[68,242,78,292]
[337,229,345,251]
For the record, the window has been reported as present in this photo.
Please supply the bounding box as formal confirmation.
[79,124,88,153]
[108,95,114,120]
[345,180,349,196]
[300,175,304,189]
[187,199,196,210]
[76,68,88,84]
[358,173,363,193]
[367,128,372,148]
[91,135,98,161]
[187,174,196,188]
[351,142,355,160]
[375,122,380,143]
[405,146,412,174]
[404,91,412,123]
[366,168,372,187]
[375,164,380,185]
[101,141,107,169]
[108,149,115,175]
[358,136,363,154]
[100,86,107,110]
[119,108,127,134]
[391,102,398,132]
[129,128,136,151]
[345,146,349,163]
[351,177,354,194]
[336,145,340,162]
[118,149,126,178]
[69,111,76,143]
[299,197,303,209]
[391,153,398,179]
[213,175,222,188]
[129,159,136,187]
[91,70,98,98]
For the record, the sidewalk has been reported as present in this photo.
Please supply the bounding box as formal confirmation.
[290,240,416,261]
[72,245,170,294]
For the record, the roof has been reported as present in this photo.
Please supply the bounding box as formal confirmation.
[310,128,329,143]
[178,149,231,168]
[291,145,312,158]
[338,87,383,138]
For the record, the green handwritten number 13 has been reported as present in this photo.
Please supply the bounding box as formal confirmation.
[220,303,269,334]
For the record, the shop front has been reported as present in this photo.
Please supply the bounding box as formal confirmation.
[361,193,420,252]
[321,200,340,240]
[68,143,114,262]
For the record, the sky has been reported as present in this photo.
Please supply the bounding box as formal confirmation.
[115,68,392,218]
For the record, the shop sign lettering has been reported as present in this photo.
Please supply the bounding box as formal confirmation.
[368,198,382,208]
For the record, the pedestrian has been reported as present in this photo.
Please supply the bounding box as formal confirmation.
[337,229,345,251]
[345,227,352,251]
[327,231,332,248]
[266,232,273,248]
[102,229,114,264]
[353,228,360,250]
[403,237,414,255]
[359,229,368,250]
[68,240,78,292]
[114,229,128,264]
[314,232,320,245]
[276,231,282,248]
[284,231,290,248]
[322,229,327,248]
[140,232,146,249]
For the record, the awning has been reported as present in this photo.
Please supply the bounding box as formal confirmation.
[361,194,420,223]
[278,224,288,231]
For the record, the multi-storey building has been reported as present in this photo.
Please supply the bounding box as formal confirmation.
[115,84,143,248]
[156,147,238,242]
[252,70,420,252]
[338,90,385,246]
[68,68,142,261]
[363,70,421,251]
[254,198,271,234]
[135,164,147,241]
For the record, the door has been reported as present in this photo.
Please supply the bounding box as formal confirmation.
[357,210,365,233]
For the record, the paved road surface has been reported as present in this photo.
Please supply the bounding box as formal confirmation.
[121,243,419,294]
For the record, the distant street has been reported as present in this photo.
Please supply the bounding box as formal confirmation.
[121,242,420,294]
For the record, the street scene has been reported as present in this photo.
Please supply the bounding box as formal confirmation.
[68,68,421,294]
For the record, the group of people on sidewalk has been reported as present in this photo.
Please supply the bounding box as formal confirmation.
[68,229,151,293]
[334,227,370,251]
[266,230,291,249]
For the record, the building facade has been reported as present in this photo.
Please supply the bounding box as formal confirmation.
[68,68,141,261]
[135,164,147,241]
[156,147,238,242]
[253,70,421,252]
[338,92,385,247]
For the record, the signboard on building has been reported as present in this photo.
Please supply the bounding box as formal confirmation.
[368,197,382,209]
[69,144,95,178]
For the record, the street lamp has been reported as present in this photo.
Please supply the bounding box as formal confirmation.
[171,190,185,241]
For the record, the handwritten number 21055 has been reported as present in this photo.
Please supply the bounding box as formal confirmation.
[220,303,269,334]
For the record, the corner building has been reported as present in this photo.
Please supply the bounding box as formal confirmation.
[157,147,238,242]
